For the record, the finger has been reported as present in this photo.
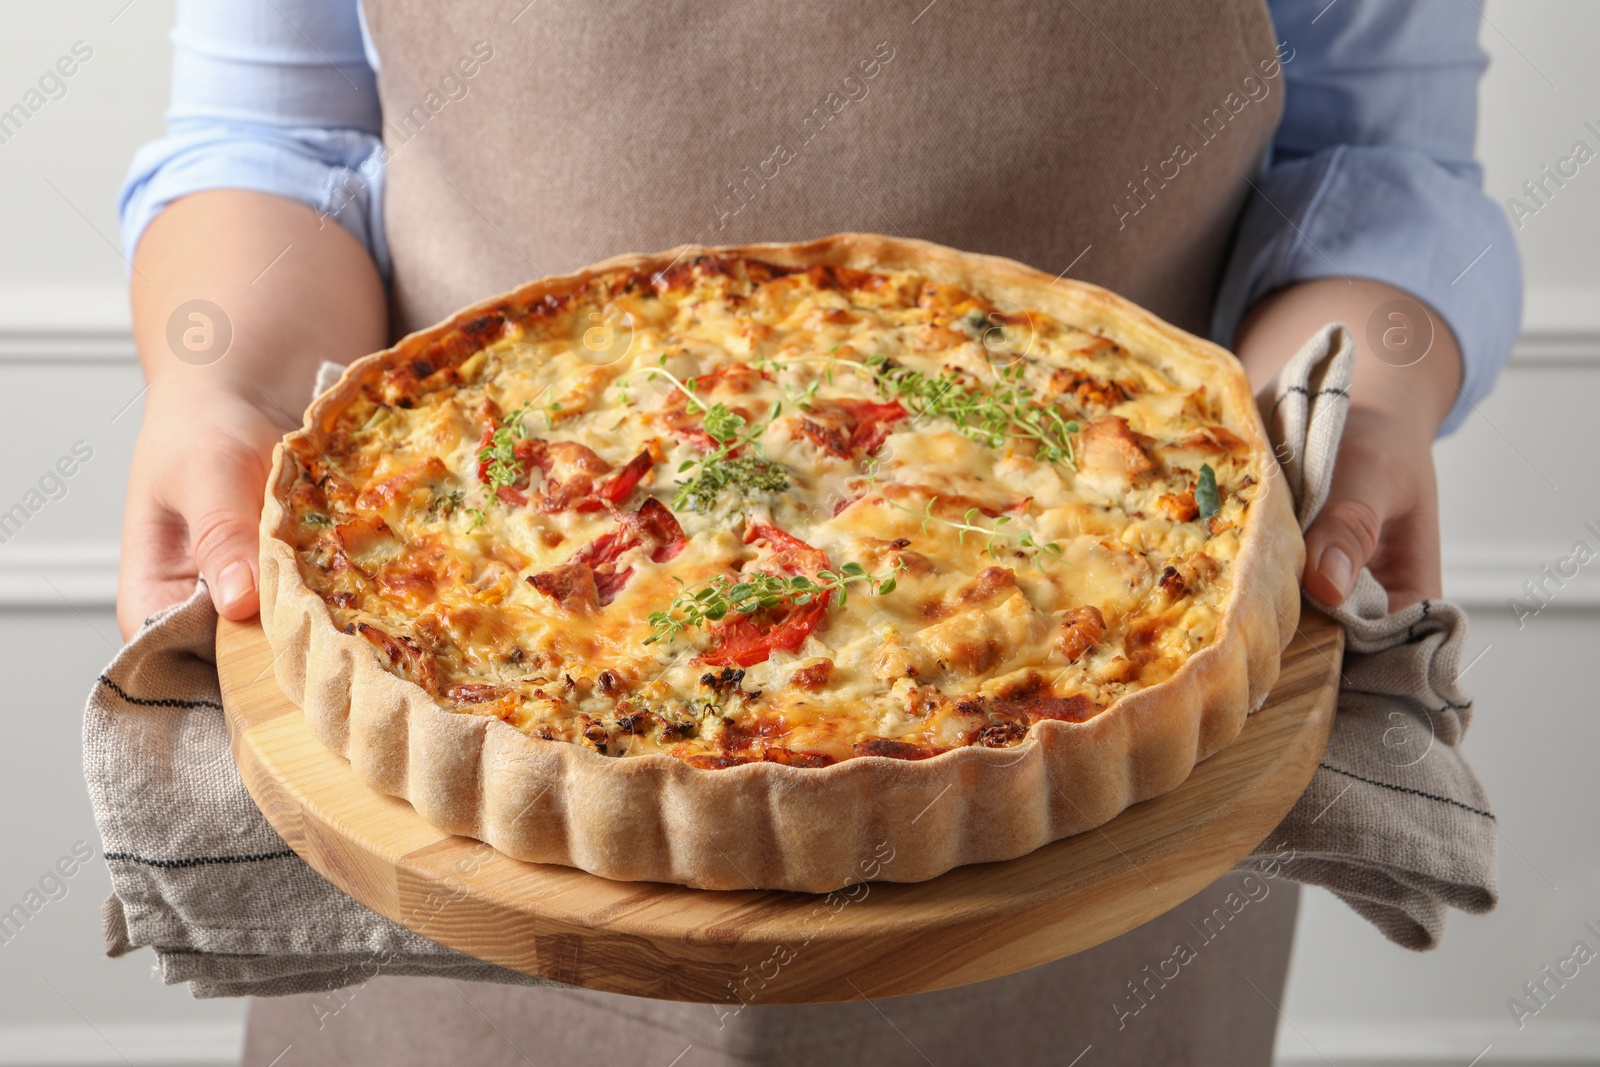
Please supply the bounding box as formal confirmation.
[116,485,200,641]
[1301,451,1404,606]
[1364,481,1443,612]
[173,447,270,622]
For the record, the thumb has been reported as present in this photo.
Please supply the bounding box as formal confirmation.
[1302,491,1384,608]
[177,449,270,622]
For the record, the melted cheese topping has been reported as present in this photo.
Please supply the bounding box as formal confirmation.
[280,257,1261,768]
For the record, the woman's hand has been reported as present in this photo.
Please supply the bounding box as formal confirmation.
[116,382,287,639]
[1234,278,1462,612]
[1301,403,1444,610]
[118,189,387,641]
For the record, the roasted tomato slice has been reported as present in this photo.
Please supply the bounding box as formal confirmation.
[743,521,829,573]
[529,499,687,609]
[700,523,831,667]
[700,598,827,668]
[794,398,907,457]
[834,397,908,453]
[478,422,654,513]
[574,448,654,512]
[627,497,688,561]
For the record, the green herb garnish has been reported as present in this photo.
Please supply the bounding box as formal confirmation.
[673,454,790,513]
[673,399,789,512]
[644,562,901,646]
[1195,464,1221,521]
[478,400,536,492]
[700,401,747,444]
[863,354,1079,469]
[428,488,465,517]
[616,366,791,513]
[887,494,1063,571]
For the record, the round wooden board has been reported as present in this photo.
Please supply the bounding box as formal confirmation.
[217,610,1341,1004]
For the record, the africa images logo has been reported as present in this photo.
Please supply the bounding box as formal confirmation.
[710,42,896,230]
[0,40,93,147]
[1110,41,1296,231]
[165,299,233,366]
[567,300,636,366]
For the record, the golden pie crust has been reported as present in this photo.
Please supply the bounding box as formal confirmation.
[258,233,1302,891]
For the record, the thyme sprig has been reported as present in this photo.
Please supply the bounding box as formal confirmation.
[756,352,1081,469]
[644,562,902,646]
[478,399,536,492]
[612,363,703,410]
[884,494,1064,571]
[476,389,564,495]
[616,366,775,451]
[670,399,789,512]
[863,354,1079,469]
[753,350,873,389]
[673,455,790,513]
[614,363,791,512]
[753,347,872,406]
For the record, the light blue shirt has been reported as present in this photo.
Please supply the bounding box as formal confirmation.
[119,0,1522,436]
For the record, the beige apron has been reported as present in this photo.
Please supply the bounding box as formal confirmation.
[249,2,1298,1062]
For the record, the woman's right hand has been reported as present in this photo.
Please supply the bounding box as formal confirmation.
[116,380,289,640]
[118,189,389,642]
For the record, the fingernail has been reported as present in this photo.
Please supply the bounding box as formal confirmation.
[216,560,255,607]
[1320,547,1354,598]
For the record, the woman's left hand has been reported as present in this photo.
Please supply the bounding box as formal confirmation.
[1298,402,1444,610]
[1233,278,1461,612]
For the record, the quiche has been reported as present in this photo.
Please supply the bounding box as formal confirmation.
[259,234,1301,892]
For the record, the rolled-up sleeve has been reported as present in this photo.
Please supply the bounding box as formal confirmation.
[117,0,389,276]
[1214,0,1523,436]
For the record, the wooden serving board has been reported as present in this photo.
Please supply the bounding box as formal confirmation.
[217,610,1341,1004]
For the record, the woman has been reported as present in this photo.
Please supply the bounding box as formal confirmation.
[116,1,1519,1063]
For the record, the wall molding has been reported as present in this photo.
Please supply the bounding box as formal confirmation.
[0,283,1595,365]
[0,283,1593,614]
[1442,545,1600,613]
[1275,1019,1600,1067]
[0,284,136,364]
[0,543,121,610]
[1512,327,1600,367]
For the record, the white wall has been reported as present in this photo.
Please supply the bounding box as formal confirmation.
[0,5,245,1064]
[0,2,1595,1065]
[1275,5,1600,1064]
